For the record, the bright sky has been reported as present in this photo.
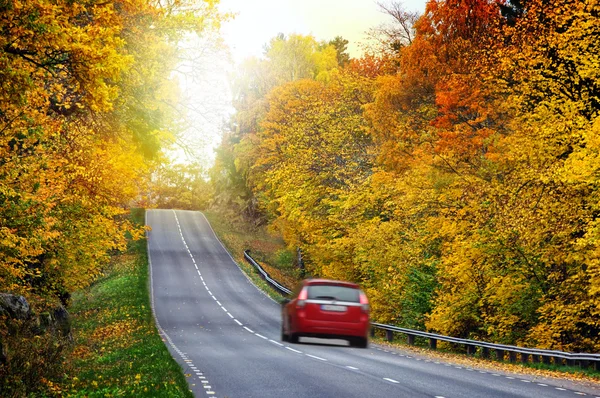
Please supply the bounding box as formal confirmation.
[174,0,429,166]
[219,0,428,62]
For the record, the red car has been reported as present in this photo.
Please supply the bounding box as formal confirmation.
[281,279,370,348]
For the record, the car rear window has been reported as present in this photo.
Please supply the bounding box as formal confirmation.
[307,285,360,302]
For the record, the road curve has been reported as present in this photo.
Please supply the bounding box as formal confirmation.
[147,209,600,398]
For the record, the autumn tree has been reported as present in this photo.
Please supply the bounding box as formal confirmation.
[420,0,600,351]
[250,72,376,272]
[151,162,213,210]
[211,33,341,225]
[0,0,224,306]
[366,1,420,56]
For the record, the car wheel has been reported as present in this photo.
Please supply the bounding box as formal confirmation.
[352,337,368,348]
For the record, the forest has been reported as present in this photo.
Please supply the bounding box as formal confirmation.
[211,0,600,353]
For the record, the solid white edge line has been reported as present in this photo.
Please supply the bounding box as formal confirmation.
[150,211,215,396]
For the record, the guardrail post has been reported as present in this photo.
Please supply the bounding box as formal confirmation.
[481,347,490,359]
[370,327,375,338]
[508,351,517,363]
[386,329,394,342]
[495,349,505,361]
[520,353,529,364]
[594,360,599,372]
[467,345,476,356]
[407,334,415,345]
[429,338,437,350]
[553,357,563,366]
[532,354,540,363]
[542,355,552,365]
[579,360,588,369]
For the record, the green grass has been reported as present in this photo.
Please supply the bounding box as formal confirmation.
[60,208,193,397]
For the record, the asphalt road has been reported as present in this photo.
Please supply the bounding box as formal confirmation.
[147,209,600,398]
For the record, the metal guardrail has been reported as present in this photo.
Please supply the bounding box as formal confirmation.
[243,250,292,296]
[371,323,600,370]
[243,250,599,370]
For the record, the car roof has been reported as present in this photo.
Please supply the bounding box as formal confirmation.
[302,278,360,289]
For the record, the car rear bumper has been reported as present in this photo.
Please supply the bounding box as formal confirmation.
[295,318,369,338]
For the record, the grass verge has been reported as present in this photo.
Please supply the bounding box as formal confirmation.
[370,335,600,383]
[202,210,301,302]
[60,208,193,397]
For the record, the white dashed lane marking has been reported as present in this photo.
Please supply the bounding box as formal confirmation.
[383,378,400,384]
[306,354,327,361]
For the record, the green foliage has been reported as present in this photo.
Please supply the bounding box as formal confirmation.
[328,36,350,67]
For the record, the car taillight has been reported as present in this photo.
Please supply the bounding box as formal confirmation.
[360,291,370,313]
[296,287,308,308]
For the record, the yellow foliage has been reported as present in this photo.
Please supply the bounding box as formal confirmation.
[0,0,226,309]
[217,0,600,352]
